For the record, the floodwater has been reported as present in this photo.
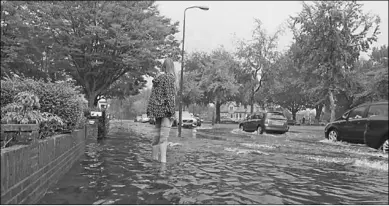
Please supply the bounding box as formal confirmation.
[39,121,389,205]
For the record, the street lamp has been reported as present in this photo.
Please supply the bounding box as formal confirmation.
[178,5,209,138]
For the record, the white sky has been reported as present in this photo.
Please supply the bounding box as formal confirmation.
[145,1,388,88]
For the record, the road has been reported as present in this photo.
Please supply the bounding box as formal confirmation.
[39,120,388,204]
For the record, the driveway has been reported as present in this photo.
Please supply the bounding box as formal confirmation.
[38,121,388,204]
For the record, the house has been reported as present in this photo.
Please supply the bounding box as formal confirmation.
[220,102,266,121]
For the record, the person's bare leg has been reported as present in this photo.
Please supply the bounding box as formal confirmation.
[159,117,171,163]
[152,118,161,161]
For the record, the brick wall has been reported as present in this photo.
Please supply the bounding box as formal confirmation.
[0,127,88,204]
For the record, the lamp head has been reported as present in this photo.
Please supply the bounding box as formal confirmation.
[197,6,209,10]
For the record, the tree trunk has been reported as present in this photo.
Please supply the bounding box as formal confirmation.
[315,104,323,123]
[250,88,255,114]
[216,101,221,123]
[94,96,99,107]
[292,111,297,121]
[88,92,97,108]
[328,90,337,122]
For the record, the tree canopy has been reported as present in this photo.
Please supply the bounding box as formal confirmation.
[1,1,180,107]
[235,19,282,113]
[290,1,381,121]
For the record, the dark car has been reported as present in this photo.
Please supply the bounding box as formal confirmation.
[324,101,388,152]
[240,112,288,134]
[239,113,264,132]
[363,102,388,152]
[259,112,289,134]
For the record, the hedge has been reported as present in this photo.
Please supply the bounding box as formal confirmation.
[1,77,86,131]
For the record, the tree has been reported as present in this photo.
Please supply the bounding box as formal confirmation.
[1,1,180,107]
[181,71,203,109]
[130,88,152,116]
[269,51,309,121]
[1,1,67,81]
[284,41,327,123]
[186,48,240,122]
[100,73,147,102]
[235,19,282,114]
[198,47,240,123]
[352,45,388,106]
[370,45,388,66]
[290,1,381,121]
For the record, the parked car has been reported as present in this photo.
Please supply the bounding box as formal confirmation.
[239,113,264,132]
[140,114,150,123]
[324,101,388,152]
[364,102,388,153]
[172,111,197,128]
[259,112,289,134]
[239,112,288,134]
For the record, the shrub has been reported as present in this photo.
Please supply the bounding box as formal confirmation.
[1,77,85,131]
[1,92,43,124]
[1,91,64,140]
[39,112,65,139]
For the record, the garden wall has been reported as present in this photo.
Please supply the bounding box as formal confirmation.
[0,124,97,204]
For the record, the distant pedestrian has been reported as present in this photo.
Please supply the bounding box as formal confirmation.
[302,117,306,125]
[146,58,177,163]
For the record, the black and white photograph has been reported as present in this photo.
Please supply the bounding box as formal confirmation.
[1,1,388,205]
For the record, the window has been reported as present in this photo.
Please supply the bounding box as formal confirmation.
[231,114,233,118]
[230,106,234,111]
[348,106,368,119]
[367,104,388,117]
[267,113,286,120]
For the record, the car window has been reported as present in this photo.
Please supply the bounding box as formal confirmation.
[257,113,264,119]
[348,106,367,119]
[267,113,286,120]
[182,112,192,118]
[367,104,388,117]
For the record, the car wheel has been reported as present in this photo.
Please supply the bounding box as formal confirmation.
[379,139,389,153]
[328,129,339,141]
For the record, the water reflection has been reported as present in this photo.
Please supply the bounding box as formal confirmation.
[39,122,389,205]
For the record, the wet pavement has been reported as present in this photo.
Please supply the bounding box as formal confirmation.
[39,120,388,204]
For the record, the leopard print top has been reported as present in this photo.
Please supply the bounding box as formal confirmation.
[146,73,176,118]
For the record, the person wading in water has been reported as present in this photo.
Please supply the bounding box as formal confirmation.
[146,58,177,163]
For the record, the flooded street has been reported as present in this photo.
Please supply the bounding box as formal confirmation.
[39,120,388,205]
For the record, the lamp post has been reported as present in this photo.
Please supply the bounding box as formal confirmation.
[178,5,209,138]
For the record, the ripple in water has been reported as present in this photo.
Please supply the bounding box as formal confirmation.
[224,147,270,155]
[38,122,389,205]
